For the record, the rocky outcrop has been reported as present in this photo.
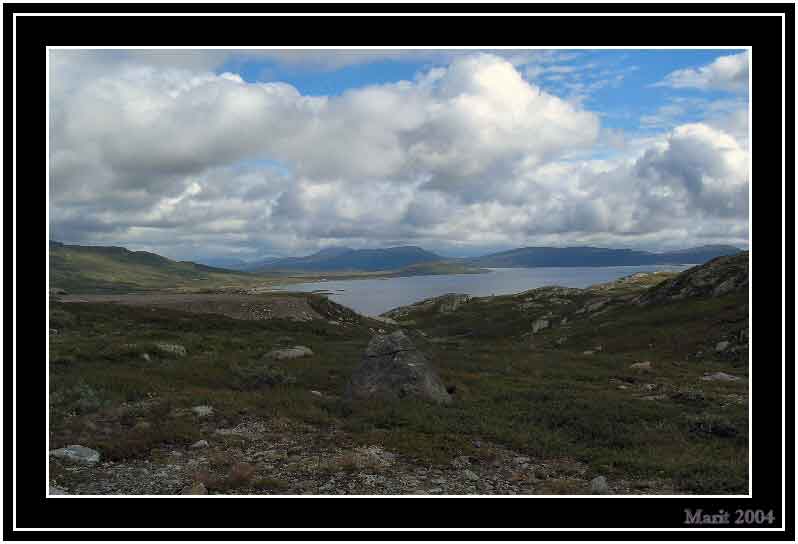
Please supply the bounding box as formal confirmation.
[345,330,451,404]
[636,252,748,305]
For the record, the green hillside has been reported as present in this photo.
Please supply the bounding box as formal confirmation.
[49,241,263,293]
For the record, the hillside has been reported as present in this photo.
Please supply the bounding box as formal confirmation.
[49,254,748,495]
[49,241,261,293]
[467,245,742,268]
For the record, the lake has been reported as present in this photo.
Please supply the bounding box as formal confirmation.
[282,265,694,316]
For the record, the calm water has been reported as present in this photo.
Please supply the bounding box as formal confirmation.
[283,265,694,316]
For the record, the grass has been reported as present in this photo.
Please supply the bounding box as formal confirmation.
[48,281,748,494]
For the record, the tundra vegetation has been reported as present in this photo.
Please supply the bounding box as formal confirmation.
[48,253,749,495]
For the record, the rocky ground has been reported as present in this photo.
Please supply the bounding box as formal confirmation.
[50,411,676,496]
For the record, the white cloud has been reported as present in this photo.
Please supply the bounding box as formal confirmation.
[656,51,749,93]
[49,51,750,260]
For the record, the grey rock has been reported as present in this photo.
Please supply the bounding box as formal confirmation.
[191,405,214,418]
[49,486,68,495]
[590,476,609,495]
[630,361,652,371]
[49,445,100,465]
[189,439,209,450]
[463,469,479,481]
[154,343,187,357]
[531,318,550,334]
[715,341,730,352]
[345,330,451,404]
[701,372,740,382]
[265,345,314,360]
[49,328,58,336]
[437,294,472,313]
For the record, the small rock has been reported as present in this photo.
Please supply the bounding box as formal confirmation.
[715,341,730,352]
[265,346,314,360]
[49,445,101,465]
[582,350,595,356]
[531,318,550,334]
[189,439,209,450]
[180,482,208,495]
[590,476,609,495]
[191,405,214,418]
[310,390,323,398]
[154,343,187,357]
[701,372,740,382]
[49,486,68,495]
[463,469,479,481]
[140,353,151,362]
[49,328,59,336]
[630,361,652,371]
[594,345,603,352]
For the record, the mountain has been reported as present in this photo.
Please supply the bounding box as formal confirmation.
[49,241,256,293]
[466,245,743,268]
[248,246,443,273]
[195,257,250,270]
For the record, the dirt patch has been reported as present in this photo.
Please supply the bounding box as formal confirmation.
[60,293,324,322]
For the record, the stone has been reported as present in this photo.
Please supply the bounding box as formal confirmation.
[49,445,100,465]
[140,353,151,362]
[345,330,451,404]
[630,361,652,371]
[715,341,730,352]
[590,476,609,495]
[531,318,550,334]
[180,482,208,495]
[463,469,479,481]
[154,343,187,357]
[49,328,58,336]
[49,486,68,495]
[701,372,740,382]
[191,405,214,418]
[265,346,314,360]
[189,439,209,450]
[437,294,472,313]
[582,350,595,356]
[310,390,323,398]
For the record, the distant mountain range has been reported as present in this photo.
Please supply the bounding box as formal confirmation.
[204,244,743,272]
[219,246,445,273]
[464,245,743,268]
[50,241,744,293]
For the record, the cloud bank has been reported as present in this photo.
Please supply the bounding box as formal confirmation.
[49,51,750,260]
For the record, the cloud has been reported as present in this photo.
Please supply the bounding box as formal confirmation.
[49,51,749,260]
[656,51,749,92]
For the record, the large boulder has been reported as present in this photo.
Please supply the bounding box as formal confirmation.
[345,330,451,404]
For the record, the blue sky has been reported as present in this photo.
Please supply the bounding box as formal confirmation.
[49,49,750,260]
[217,49,747,133]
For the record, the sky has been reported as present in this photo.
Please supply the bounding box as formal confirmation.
[48,49,750,261]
